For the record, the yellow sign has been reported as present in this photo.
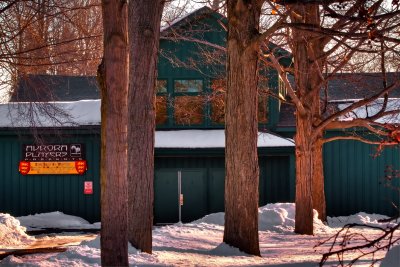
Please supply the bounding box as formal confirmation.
[19,161,87,175]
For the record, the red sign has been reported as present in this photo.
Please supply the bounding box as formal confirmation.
[75,160,87,175]
[84,181,93,195]
[19,161,30,175]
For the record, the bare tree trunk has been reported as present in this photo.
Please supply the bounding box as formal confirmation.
[313,137,326,222]
[99,0,129,265]
[127,0,165,254]
[290,3,324,235]
[223,0,262,256]
[294,114,315,235]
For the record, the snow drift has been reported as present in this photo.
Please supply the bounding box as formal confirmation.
[0,213,34,248]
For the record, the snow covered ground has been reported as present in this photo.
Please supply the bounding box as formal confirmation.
[0,203,399,266]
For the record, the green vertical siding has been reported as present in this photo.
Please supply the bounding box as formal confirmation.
[324,138,400,217]
[154,155,292,224]
[2,127,398,223]
[0,130,101,223]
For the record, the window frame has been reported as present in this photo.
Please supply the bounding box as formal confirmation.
[171,78,207,127]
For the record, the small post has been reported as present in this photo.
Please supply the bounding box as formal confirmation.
[178,170,182,223]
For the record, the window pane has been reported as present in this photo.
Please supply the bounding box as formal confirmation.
[174,80,203,93]
[156,80,167,93]
[156,96,168,125]
[174,96,204,125]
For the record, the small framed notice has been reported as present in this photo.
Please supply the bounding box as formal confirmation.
[84,181,93,195]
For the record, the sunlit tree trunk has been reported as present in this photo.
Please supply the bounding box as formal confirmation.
[99,0,129,265]
[223,0,262,256]
[127,0,165,254]
[290,3,325,235]
[313,137,326,222]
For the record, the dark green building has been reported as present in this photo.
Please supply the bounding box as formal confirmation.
[1,7,399,223]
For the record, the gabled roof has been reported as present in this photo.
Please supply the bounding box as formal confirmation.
[325,72,400,101]
[278,72,400,128]
[161,6,225,36]
[10,74,99,102]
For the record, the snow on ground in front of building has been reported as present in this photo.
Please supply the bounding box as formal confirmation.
[1,203,399,266]
[0,213,35,249]
[17,212,100,231]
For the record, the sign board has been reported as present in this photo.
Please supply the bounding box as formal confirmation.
[84,181,93,194]
[19,160,87,175]
[22,144,85,161]
[19,144,87,175]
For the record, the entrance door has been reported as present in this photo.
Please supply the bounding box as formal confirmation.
[154,168,207,224]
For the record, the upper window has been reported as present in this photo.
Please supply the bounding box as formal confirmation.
[174,80,203,93]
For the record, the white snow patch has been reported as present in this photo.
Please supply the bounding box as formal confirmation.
[328,212,399,229]
[193,212,224,226]
[193,203,330,233]
[0,100,100,127]
[1,203,397,266]
[155,130,294,148]
[17,212,100,231]
[337,98,400,123]
[0,213,34,248]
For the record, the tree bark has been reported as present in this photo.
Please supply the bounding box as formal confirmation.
[99,0,129,265]
[290,3,325,235]
[223,0,262,256]
[127,0,164,254]
[313,137,326,222]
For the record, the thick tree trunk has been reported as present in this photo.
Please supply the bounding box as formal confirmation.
[290,3,325,235]
[99,0,129,266]
[294,114,314,235]
[313,137,326,222]
[127,0,164,254]
[223,0,262,256]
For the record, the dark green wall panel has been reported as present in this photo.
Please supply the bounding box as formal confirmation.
[154,169,179,224]
[0,131,100,223]
[324,138,400,217]
[154,155,292,224]
[181,169,207,222]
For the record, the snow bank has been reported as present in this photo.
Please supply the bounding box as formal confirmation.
[327,212,399,229]
[193,212,224,226]
[0,213,34,248]
[258,203,329,232]
[194,203,329,233]
[1,204,395,266]
[17,212,100,230]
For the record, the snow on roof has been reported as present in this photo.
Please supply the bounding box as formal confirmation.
[0,100,101,127]
[337,98,400,123]
[0,100,294,148]
[155,130,294,148]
